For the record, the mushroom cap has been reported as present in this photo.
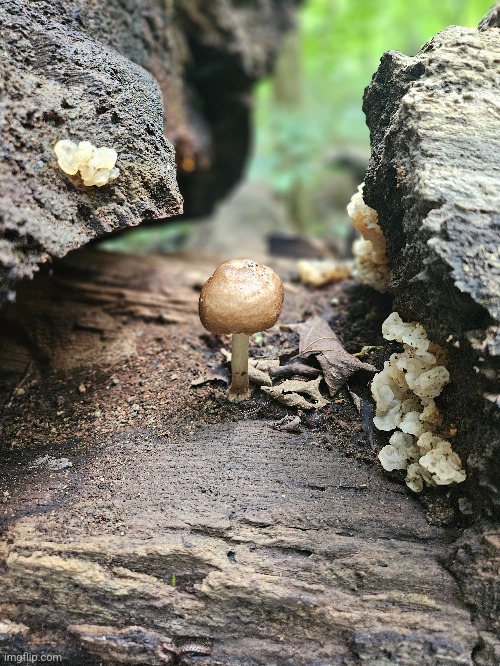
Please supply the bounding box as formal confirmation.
[199,258,284,335]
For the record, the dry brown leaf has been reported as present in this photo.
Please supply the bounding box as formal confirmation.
[270,360,321,380]
[261,376,328,410]
[270,415,302,432]
[220,349,278,387]
[292,316,376,396]
[191,364,230,386]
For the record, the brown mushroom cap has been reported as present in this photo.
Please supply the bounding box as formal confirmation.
[199,258,284,335]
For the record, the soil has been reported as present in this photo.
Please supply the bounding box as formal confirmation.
[0,249,392,466]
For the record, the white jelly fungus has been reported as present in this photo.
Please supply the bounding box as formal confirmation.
[347,183,390,292]
[54,139,119,187]
[373,312,466,491]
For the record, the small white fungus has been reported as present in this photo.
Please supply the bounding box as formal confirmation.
[347,183,390,292]
[378,431,418,472]
[54,139,120,187]
[416,434,466,486]
[297,259,352,287]
[373,312,466,491]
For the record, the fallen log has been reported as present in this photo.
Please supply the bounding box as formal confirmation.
[0,249,479,664]
[362,9,500,661]
[0,0,299,304]
[1,6,499,666]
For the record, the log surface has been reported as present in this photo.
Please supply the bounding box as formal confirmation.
[0,250,481,665]
[0,0,182,303]
[362,17,500,660]
[364,21,500,329]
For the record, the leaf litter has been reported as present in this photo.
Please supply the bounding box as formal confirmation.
[289,316,376,396]
[261,376,328,410]
[195,317,375,411]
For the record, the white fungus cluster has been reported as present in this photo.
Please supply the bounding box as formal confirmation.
[297,258,352,287]
[373,312,466,492]
[347,183,390,292]
[54,140,119,187]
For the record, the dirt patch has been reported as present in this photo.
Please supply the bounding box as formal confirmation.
[0,250,391,465]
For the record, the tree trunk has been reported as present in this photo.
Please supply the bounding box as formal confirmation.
[271,29,313,233]
[362,11,500,663]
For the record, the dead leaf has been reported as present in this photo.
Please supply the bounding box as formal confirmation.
[270,415,302,432]
[221,349,278,387]
[270,360,321,380]
[191,364,230,386]
[261,376,328,410]
[291,316,376,397]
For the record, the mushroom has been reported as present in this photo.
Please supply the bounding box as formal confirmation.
[199,258,284,401]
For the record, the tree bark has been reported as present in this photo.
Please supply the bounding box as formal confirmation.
[362,11,500,662]
[0,0,300,304]
[363,10,500,517]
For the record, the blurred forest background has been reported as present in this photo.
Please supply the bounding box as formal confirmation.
[104,0,488,255]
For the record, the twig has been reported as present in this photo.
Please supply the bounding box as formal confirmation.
[3,361,34,410]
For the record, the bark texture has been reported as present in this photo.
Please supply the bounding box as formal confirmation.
[363,17,500,515]
[0,0,182,304]
[0,250,480,665]
[0,0,299,304]
[362,14,500,660]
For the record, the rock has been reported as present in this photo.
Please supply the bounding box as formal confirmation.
[362,10,500,517]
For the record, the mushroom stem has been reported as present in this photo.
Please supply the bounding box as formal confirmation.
[228,333,250,401]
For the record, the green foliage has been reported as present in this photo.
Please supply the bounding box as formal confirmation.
[249,0,489,194]
[99,222,191,254]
